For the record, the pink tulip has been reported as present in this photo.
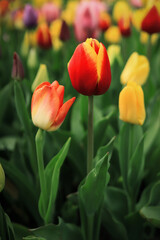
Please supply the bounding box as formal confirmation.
[31,81,75,131]
[41,2,60,25]
[74,1,106,42]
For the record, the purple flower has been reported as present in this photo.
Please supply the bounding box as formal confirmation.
[23,4,38,29]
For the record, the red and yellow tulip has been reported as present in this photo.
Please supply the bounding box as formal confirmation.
[36,23,52,49]
[31,81,75,131]
[68,38,111,96]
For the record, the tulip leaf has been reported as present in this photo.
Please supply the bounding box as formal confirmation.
[128,135,144,198]
[140,206,160,228]
[0,204,16,240]
[79,152,110,215]
[0,82,12,124]
[30,220,82,240]
[13,224,30,240]
[38,138,71,223]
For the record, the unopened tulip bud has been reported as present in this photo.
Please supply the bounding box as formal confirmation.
[120,52,150,85]
[23,4,38,29]
[12,52,25,81]
[31,64,49,92]
[31,81,76,131]
[0,164,5,192]
[27,48,38,69]
[68,38,111,96]
[60,20,70,42]
[119,81,146,125]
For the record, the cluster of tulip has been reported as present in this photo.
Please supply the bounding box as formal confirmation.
[0,0,160,240]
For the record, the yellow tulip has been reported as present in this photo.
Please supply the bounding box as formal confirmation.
[0,164,5,192]
[120,52,150,85]
[104,26,121,43]
[119,81,146,125]
[113,1,132,22]
[132,8,147,31]
[32,64,50,92]
[107,44,121,65]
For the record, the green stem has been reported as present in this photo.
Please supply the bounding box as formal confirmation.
[87,96,94,174]
[128,124,134,160]
[87,215,94,240]
[147,35,152,60]
[35,129,47,218]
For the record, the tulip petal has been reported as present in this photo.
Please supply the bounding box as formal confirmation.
[95,43,111,95]
[31,82,60,130]
[56,85,64,107]
[68,43,98,95]
[48,97,76,131]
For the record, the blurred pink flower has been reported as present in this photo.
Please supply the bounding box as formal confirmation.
[130,0,142,8]
[41,2,60,25]
[74,1,106,42]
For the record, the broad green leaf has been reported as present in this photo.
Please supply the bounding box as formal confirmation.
[147,181,160,206]
[39,138,71,223]
[128,136,144,198]
[30,220,82,240]
[94,136,116,166]
[104,187,128,221]
[13,224,30,240]
[23,236,46,240]
[140,206,160,228]
[79,153,110,215]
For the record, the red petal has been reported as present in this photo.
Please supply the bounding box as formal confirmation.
[68,43,98,96]
[48,97,76,131]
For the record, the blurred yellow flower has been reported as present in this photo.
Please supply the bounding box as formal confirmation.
[32,64,49,92]
[50,19,63,50]
[27,48,38,69]
[132,8,147,31]
[107,44,121,65]
[113,1,132,22]
[61,1,78,25]
[119,81,146,125]
[120,52,150,85]
[104,26,121,43]
[0,164,5,192]
[140,31,158,44]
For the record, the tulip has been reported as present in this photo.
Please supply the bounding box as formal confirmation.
[141,5,160,34]
[113,1,132,22]
[61,0,78,25]
[0,164,5,192]
[119,81,146,125]
[37,23,52,49]
[12,52,25,81]
[27,48,38,69]
[118,17,131,37]
[99,12,111,32]
[23,4,38,29]
[31,81,76,131]
[104,26,121,43]
[107,45,122,66]
[68,38,111,96]
[0,0,9,17]
[41,2,60,25]
[140,32,158,45]
[130,0,142,8]
[120,52,150,85]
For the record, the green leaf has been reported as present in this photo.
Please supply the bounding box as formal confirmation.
[13,224,30,240]
[128,136,144,198]
[147,181,160,206]
[23,236,46,240]
[0,82,12,124]
[79,153,110,215]
[94,136,116,167]
[39,138,71,223]
[30,220,82,240]
[140,206,160,228]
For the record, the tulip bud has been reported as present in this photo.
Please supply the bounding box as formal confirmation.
[23,4,38,29]
[0,164,5,192]
[60,20,70,42]
[31,81,76,131]
[37,23,52,49]
[31,64,49,92]
[141,5,160,34]
[12,52,25,81]
[118,17,131,37]
[120,52,150,85]
[119,81,146,125]
[99,12,111,32]
[107,45,122,66]
[104,26,121,44]
[68,38,111,96]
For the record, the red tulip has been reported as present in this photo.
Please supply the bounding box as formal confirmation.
[31,81,75,131]
[118,17,131,37]
[141,5,160,34]
[37,23,52,49]
[68,38,111,96]
[11,52,25,80]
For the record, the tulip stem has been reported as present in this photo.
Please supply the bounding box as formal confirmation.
[87,95,94,174]
[147,35,152,60]
[35,129,47,220]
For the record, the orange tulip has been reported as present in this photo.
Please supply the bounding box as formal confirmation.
[31,81,75,131]
[68,38,111,96]
[37,23,52,49]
